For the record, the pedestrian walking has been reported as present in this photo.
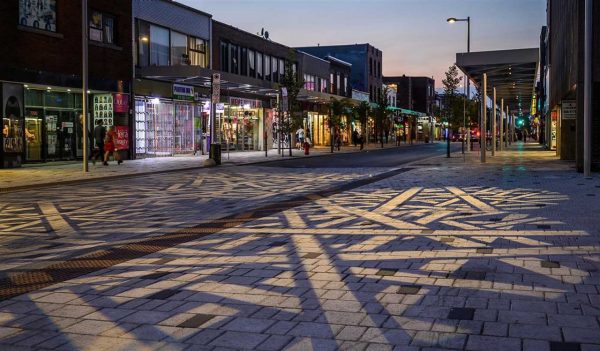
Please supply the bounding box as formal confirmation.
[352,129,359,147]
[103,126,122,166]
[295,127,305,150]
[92,119,105,165]
[335,131,342,151]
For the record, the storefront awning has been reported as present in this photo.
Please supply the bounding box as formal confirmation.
[138,66,279,98]
[456,48,539,114]
[369,104,426,117]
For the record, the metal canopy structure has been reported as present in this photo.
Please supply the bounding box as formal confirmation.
[139,66,279,97]
[456,48,539,114]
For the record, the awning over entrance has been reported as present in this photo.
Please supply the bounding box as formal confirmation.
[456,48,539,114]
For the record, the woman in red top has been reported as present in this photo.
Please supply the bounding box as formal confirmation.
[103,126,122,166]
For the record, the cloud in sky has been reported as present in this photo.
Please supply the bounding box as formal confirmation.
[178,0,546,88]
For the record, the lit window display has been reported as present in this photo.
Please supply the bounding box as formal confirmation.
[215,98,263,151]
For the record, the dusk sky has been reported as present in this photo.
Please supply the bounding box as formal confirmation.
[179,0,546,90]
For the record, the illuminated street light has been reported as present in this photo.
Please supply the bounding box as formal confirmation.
[446,16,470,154]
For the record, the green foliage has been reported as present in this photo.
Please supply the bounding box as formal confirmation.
[279,50,304,133]
[329,98,351,131]
[375,86,391,147]
[353,101,370,138]
[442,65,480,131]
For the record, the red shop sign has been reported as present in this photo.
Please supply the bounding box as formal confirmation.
[115,126,129,150]
[113,93,129,113]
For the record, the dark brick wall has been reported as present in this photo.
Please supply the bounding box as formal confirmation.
[383,76,435,115]
[0,0,132,89]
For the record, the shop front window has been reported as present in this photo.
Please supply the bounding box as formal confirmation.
[135,98,174,157]
[174,102,194,154]
[217,102,262,151]
[150,25,169,66]
[171,31,188,66]
[19,0,56,32]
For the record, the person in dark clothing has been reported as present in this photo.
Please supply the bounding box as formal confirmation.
[352,129,359,147]
[92,119,106,165]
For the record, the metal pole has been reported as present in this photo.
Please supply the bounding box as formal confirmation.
[466,17,471,151]
[82,0,89,172]
[462,78,466,154]
[481,73,487,163]
[584,0,592,177]
[508,114,515,145]
[500,98,504,151]
[505,106,509,148]
[492,87,496,156]
[277,92,281,155]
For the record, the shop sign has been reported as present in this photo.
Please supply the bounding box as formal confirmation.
[229,97,262,109]
[551,111,558,121]
[195,92,210,101]
[216,103,225,113]
[113,93,129,113]
[115,126,129,150]
[173,84,194,101]
[94,94,114,127]
[561,100,576,119]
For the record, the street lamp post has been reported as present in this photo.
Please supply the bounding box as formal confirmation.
[447,16,470,154]
[81,0,89,173]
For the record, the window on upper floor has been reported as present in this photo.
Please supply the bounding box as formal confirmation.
[220,41,229,72]
[240,47,248,76]
[256,52,263,79]
[320,78,327,93]
[272,57,279,83]
[230,44,239,74]
[89,11,116,45]
[264,55,271,81]
[248,50,256,78]
[20,0,57,32]
[369,58,373,76]
[304,74,317,91]
[189,37,207,67]
[336,74,341,95]
[330,73,335,94]
[150,25,170,66]
[279,59,285,82]
[170,31,188,65]
[344,76,348,95]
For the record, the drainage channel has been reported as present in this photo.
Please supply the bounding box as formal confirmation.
[0,167,413,301]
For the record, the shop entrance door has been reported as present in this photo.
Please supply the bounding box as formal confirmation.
[24,109,44,161]
[45,110,76,161]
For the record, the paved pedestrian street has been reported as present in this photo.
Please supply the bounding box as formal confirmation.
[0,145,600,350]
